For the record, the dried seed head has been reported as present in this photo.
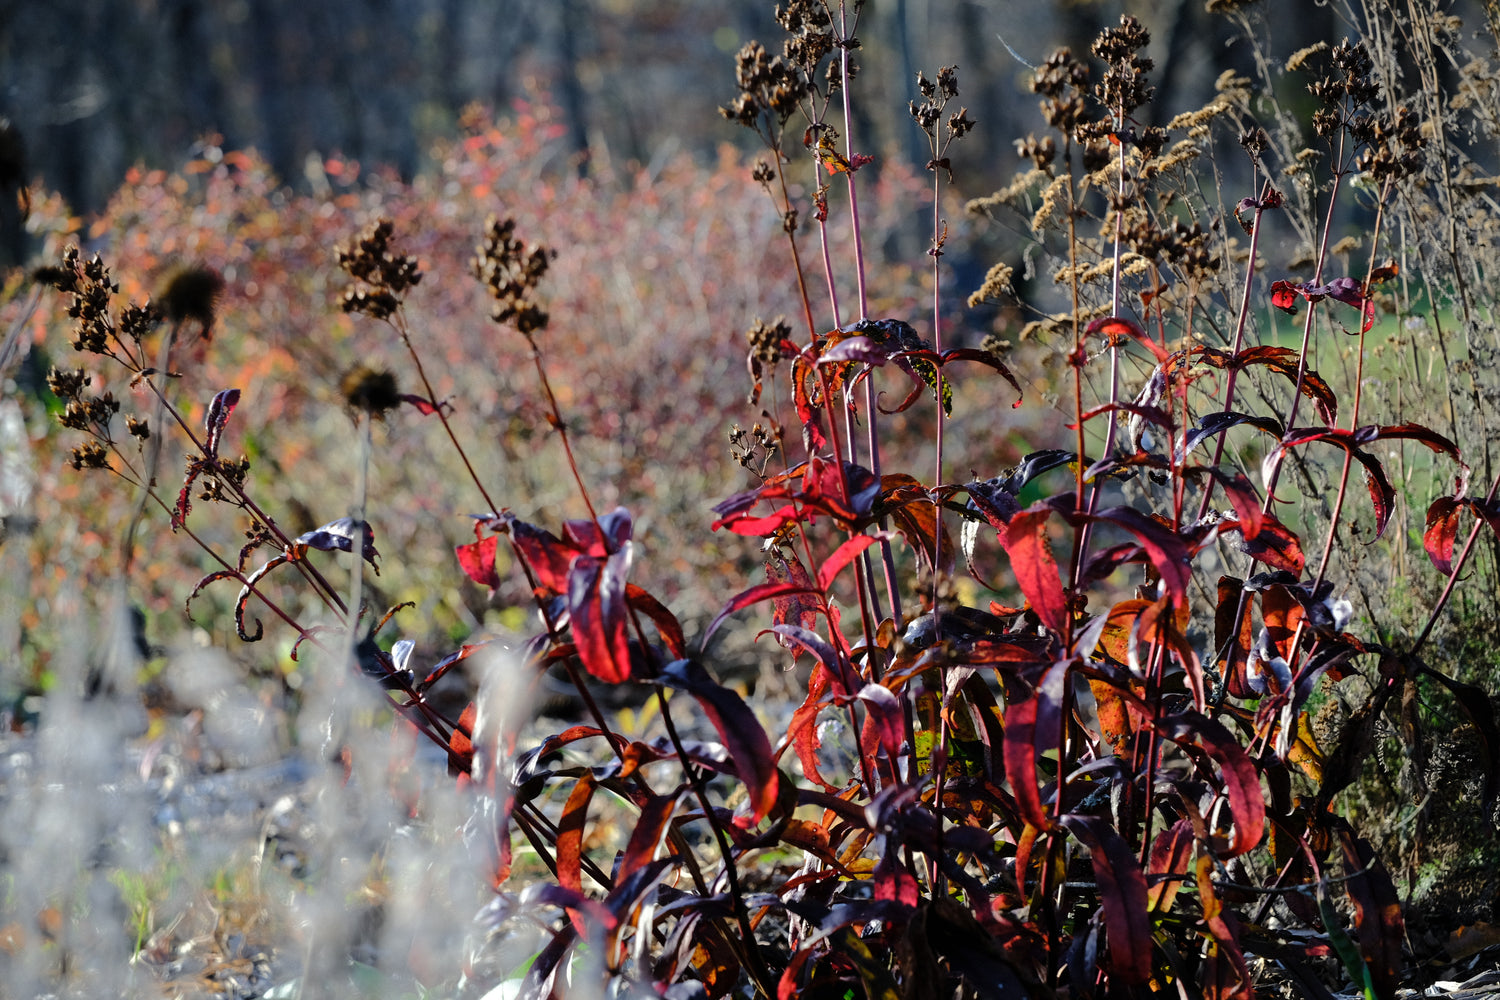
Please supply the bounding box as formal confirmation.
[46,367,89,401]
[1015,135,1057,171]
[1093,16,1154,119]
[473,216,554,335]
[937,65,959,100]
[746,316,793,365]
[1239,127,1270,158]
[69,441,110,471]
[947,107,976,141]
[340,364,401,419]
[156,265,224,335]
[338,218,422,319]
[968,261,1014,308]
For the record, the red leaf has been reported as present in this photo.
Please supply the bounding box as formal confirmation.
[511,519,576,594]
[1195,852,1253,1000]
[1146,819,1196,914]
[713,502,804,536]
[659,659,780,822]
[786,667,836,790]
[626,584,686,658]
[880,473,950,571]
[1214,577,1257,700]
[1269,279,1301,314]
[455,534,501,589]
[556,773,599,894]
[792,355,827,451]
[1087,315,1170,363]
[1272,428,1398,537]
[1003,659,1068,830]
[874,851,921,908]
[1089,506,1193,606]
[851,682,903,759]
[568,547,634,684]
[817,534,880,590]
[1155,711,1266,857]
[768,555,824,657]
[1211,471,1265,541]
[999,508,1068,633]
[1061,814,1153,983]
[619,791,683,882]
[398,393,449,415]
[1231,513,1305,574]
[1202,346,1337,425]
[1340,831,1404,1000]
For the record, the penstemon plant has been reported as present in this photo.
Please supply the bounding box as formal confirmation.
[29,1,1500,998]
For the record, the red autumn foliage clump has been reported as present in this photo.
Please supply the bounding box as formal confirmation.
[20,3,1500,998]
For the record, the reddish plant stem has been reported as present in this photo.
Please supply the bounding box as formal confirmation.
[1194,177,1271,525]
[394,312,502,516]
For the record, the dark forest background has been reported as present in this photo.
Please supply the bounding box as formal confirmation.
[0,0,1358,265]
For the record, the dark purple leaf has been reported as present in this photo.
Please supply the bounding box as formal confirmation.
[1340,830,1403,1000]
[1060,814,1153,983]
[296,517,379,568]
[1154,711,1265,857]
[204,388,240,456]
[659,658,780,822]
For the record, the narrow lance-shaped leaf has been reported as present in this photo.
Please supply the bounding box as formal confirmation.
[555,771,598,895]
[1154,711,1265,857]
[817,533,882,591]
[1197,345,1337,425]
[1088,315,1170,363]
[659,659,780,822]
[1340,831,1404,1000]
[1060,814,1153,984]
[1146,819,1196,914]
[568,544,634,684]
[1194,852,1254,1000]
[625,584,686,659]
[999,507,1068,633]
[618,792,684,882]
[1003,659,1069,830]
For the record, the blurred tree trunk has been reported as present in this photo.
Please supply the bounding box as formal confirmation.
[554,0,592,175]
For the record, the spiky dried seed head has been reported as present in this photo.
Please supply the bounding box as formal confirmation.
[157,265,224,335]
[340,364,401,419]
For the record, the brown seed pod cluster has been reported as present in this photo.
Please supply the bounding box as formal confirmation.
[472,216,553,336]
[337,218,422,320]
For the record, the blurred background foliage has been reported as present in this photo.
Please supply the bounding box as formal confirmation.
[0,0,1356,248]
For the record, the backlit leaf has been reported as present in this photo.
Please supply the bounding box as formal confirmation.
[659,659,780,822]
